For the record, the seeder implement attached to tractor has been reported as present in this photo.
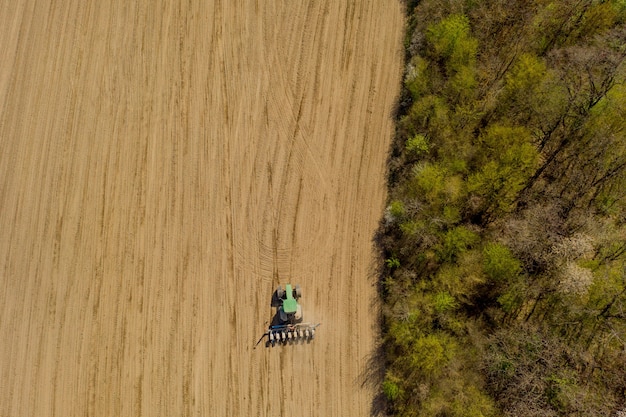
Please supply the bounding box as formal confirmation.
[267,322,321,346]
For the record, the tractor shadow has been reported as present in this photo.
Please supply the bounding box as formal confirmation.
[270,289,282,308]
[268,290,283,327]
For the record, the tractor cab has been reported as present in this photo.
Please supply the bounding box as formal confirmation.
[276,284,303,324]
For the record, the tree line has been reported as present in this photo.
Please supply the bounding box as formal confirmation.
[379,1,626,415]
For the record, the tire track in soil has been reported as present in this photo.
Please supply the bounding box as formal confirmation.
[0,1,404,416]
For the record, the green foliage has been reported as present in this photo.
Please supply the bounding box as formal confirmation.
[419,381,498,417]
[405,134,429,156]
[581,84,626,206]
[588,261,626,315]
[411,162,446,199]
[386,256,401,270]
[387,319,420,353]
[408,333,457,378]
[483,242,521,284]
[381,1,626,415]
[467,125,539,218]
[433,291,458,313]
[426,14,478,73]
[500,52,568,131]
[437,226,479,263]
[615,0,626,18]
[497,287,524,315]
[446,64,477,103]
[403,94,451,140]
[453,249,488,291]
[405,55,431,99]
[532,1,623,52]
[475,125,538,175]
[440,207,459,226]
[545,374,575,411]
[388,200,406,220]
[589,83,626,135]
[410,162,464,211]
[419,13,479,106]
[399,219,424,237]
[575,2,620,39]
[504,53,547,95]
[382,372,404,402]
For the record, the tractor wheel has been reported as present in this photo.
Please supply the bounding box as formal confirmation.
[294,284,302,299]
[276,286,284,299]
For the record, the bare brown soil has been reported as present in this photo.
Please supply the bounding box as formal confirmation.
[0,1,403,416]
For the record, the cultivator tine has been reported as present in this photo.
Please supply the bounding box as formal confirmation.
[263,323,320,347]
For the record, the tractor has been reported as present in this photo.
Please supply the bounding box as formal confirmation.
[265,284,320,346]
[275,284,302,324]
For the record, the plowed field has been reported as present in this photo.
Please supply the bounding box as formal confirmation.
[0,1,403,415]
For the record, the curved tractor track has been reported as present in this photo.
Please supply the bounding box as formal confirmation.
[0,1,404,416]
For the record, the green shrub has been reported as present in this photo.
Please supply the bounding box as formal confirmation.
[382,372,404,401]
[406,134,430,155]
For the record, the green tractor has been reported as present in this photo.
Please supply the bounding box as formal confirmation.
[275,284,303,324]
[265,284,320,346]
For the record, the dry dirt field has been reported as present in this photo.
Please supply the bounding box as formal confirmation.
[0,1,403,416]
